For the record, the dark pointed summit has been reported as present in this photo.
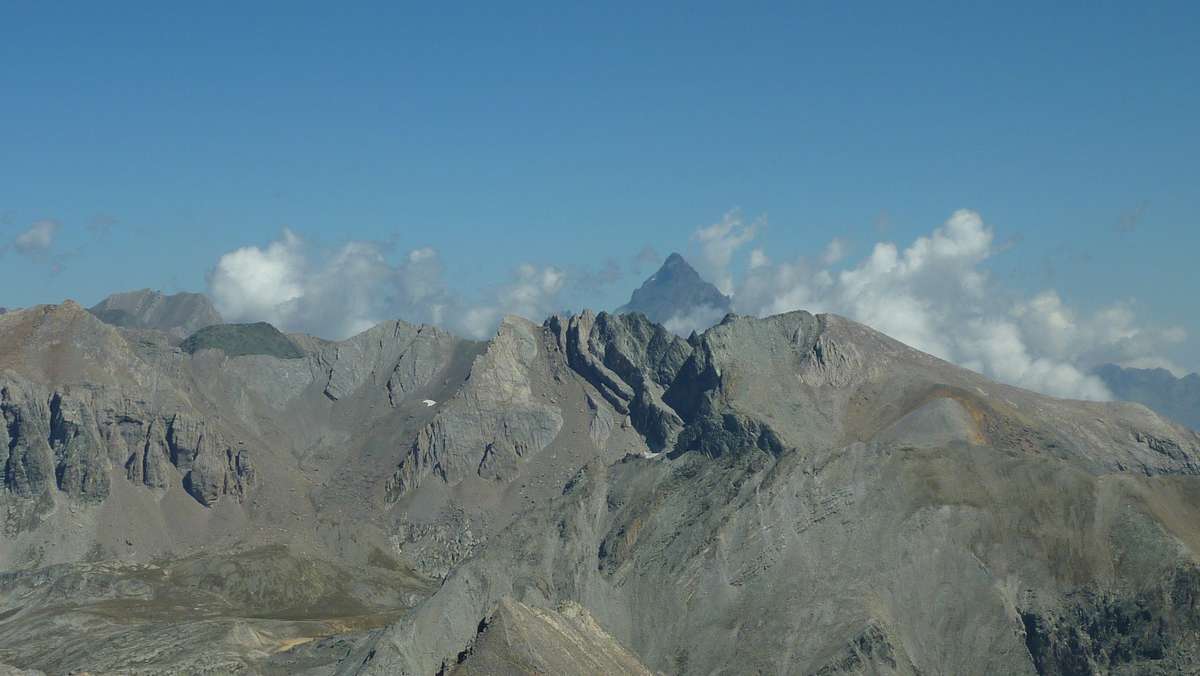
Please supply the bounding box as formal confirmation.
[616,252,731,324]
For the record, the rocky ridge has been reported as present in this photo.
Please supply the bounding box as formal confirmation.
[89,288,222,340]
[1097,363,1200,431]
[2,300,1200,673]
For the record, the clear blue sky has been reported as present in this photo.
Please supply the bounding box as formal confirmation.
[2,2,1197,367]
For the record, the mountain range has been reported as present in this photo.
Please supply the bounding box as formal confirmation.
[1095,364,1200,431]
[2,271,1200,673]
[618,254,1200,434]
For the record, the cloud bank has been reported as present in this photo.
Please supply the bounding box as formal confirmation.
[673,209,1184,401]
[693,210,760,295]
[208,229,566,341]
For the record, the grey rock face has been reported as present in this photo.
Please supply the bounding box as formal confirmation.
[0,302,260,517]
[548,310,692,451]
[450,598,655,675]
[1,377,256,513]
[5,298,1200,675]
[1,383,56,499]
[89,289,222,339]
[347,311,1200,676]
[47,392,110,501]
[167,412,255,506]
[311,320,457,402]
[386,317,563,499]
[1097,363,1200,430]
[616,252,730,325]
[1,385,112,504]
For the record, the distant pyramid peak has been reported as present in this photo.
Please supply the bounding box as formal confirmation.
[616,253,731,325]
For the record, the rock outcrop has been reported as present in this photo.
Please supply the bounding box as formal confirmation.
[548,310,692,451]
[1,376,256,513]
[386,317,563,499]
[308,320,459,402]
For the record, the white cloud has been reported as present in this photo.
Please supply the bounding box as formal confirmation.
[210,229,456,339]
[821,238,847,266]
[209,230,571,341]
[12,220,60,256]
[749,248,769,269]
[408,247,436,263]
[457,263,567,339]
[208,228,306,328]
[663,304,728,337]
[693,210,759,295]
[722,208,1184,401]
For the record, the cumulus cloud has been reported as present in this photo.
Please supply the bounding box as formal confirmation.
[748,248,770,270]
[662,304,729,337]
[208,229,306,328]
[693,210,760,295]
[458,263,566,338]
[5,219,61,259]
[821,238,847,266]
[209,229,569,341]
[720,209,1183,400]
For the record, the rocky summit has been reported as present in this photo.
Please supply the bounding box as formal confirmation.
[2,299,1200,674]
[617,253,731,326]
[89,288,223,340]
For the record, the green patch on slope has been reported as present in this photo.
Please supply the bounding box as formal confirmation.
[181,322,304,359]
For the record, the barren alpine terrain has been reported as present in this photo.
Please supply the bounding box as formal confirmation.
[1,291,1199,674]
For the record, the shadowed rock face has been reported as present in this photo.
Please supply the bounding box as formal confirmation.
[3,301,1200,674]
[617,253,730,326]
[1098,363,1200,431]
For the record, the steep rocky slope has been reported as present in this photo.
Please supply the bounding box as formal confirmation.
[2,302,1200,674]
[346,312,1200,675]
[450,598,655,675]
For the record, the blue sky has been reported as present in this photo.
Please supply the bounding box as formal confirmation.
[2,2,1198,380]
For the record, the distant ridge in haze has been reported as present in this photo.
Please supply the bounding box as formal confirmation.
[1097,364,1200,430]
[616,253,730,327]
[89,288,222,339]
